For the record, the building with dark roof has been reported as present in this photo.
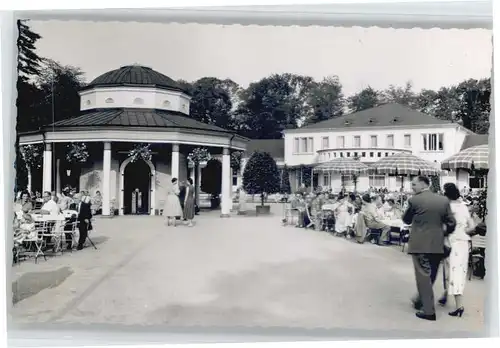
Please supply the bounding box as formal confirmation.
[282,103,479,192]
[18,65,248,217]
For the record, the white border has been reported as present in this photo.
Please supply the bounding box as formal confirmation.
[1,1,498,348]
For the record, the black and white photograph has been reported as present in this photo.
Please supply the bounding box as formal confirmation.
[9,14,492,338]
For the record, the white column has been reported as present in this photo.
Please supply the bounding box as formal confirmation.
[195,164,202,205]
[42,143,52,193]
[102,142,112,216]
[171,143,180,180]
[56,158,61,193]
[26,166,32,193]
[220,148,231,217]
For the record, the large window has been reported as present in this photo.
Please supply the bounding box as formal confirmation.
[353,135,361,148]
[386,135,394,148]
[404,134,411,148]
[369,175,386,188]
[323,173,330,187]
[295,137,314,153]
[337,136,345,148]
[370,135,378,147]
[322,136,330,150]
[422,133,444,151]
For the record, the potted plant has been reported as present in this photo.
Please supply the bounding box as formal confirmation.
[242,151,280,215]
[201,159,222,209]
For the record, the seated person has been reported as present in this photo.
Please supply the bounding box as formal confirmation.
[360,193,391,245]
[39,191,61,216]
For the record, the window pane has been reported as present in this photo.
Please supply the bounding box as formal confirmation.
[322,137,329,149]
[294,138,299,153]
[354,136,361,147]
[404,134,411,147]
[387,135,394,148]
[308,137,314,152]
[323,174,329,186]
[438,133,444,151]
[422,134,427,151]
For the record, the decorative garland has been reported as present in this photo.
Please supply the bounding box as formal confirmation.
[128,143,152,163]
[20,144,43,170]
[187,147,211,165]
[66,142,90,163]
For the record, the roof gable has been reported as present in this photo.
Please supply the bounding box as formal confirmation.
[298,103,453,130]
[460,134,489,150]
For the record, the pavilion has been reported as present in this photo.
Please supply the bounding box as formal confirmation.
[18,65,249,217]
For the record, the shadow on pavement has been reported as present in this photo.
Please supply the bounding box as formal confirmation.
[12,266,74,304]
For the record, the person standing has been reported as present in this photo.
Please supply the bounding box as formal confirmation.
[403,176,456,321]
[76,193,93,250]
[163,178,183,227]
[178,181,187,221]
[183,178,196,227]
[439,183,476,317]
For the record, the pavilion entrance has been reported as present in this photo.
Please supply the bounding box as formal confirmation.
[123,159,151,215]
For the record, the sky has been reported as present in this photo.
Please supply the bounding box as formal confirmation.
[29,20,492,96]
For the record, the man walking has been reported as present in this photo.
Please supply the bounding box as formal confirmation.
[402,176,456,321]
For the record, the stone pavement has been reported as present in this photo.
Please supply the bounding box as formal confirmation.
[9,204,486,338]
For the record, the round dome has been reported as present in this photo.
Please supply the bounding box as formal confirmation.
[87,65,186,93]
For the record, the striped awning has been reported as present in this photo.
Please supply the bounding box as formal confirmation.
[371,152,441,176]
[441,144,489,171]
[313,157,370,175]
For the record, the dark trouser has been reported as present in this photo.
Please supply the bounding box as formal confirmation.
[412,253,443,315]
[78,221,88,249]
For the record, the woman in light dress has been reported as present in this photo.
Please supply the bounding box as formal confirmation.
[163,178,183,227]
[333,193,353,237]
[237,186,247,214]
[440,183,476,317]
[183,178,196,227]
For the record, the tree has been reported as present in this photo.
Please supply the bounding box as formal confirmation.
[238,73,314,139]
[455,78,491,134]
[17,20,44,82]
[35,59,86,127]
[304,76,345,125]
[347,86,381,112]
[280,165,291,194]
[16,20,44,192]
[201,159,222,209]
[242,151,280,206]
[188,77,234,128]
[381,81,417,107]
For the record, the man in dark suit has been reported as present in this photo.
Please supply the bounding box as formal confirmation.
[75,193,93,251]
[178,181,187,221]
[402,176,456,321]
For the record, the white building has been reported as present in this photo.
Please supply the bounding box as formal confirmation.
[281,103,483,192]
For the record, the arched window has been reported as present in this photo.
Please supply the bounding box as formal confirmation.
[133,97,144,105]
[105,98,114,104]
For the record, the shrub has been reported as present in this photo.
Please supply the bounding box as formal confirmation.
[243,151,280,206]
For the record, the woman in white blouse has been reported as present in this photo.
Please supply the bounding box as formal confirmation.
[439,183,476,318]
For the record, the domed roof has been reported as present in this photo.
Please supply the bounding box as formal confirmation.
[85,65,187,93]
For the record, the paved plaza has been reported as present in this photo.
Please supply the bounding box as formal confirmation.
[10,204,486,339]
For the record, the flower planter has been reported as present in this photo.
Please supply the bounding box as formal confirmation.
[255,205,271,216]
